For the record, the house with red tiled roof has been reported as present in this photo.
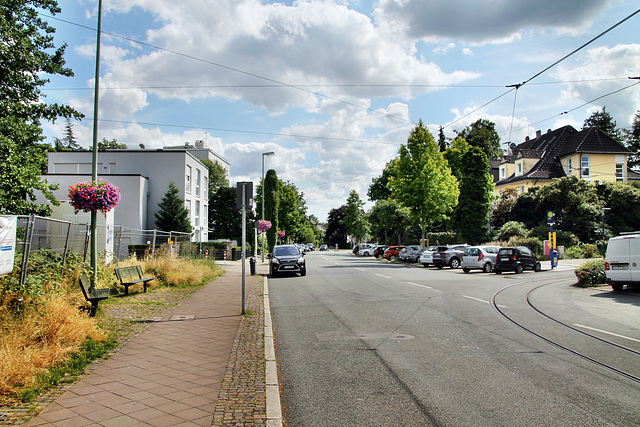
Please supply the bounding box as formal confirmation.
[495,125,635,195]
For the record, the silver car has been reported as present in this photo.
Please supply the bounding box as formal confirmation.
[419,246,440,267]
[461,246,501,273]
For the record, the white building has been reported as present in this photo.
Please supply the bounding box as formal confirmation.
[43,143,229,242]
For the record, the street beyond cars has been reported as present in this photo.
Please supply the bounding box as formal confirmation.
[432,245,469,269]
[461,246,501,273]
[494,246,541,274]
[270,245,306,277]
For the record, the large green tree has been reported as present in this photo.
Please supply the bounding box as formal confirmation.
[1,0,83,214]
[208,186,241,240]
[201,159,229,195]
[454,119,502,159]
[264,169,279,250]
[624,111,640,169]
[369,198,410,245]
[583,106,623,144]
[367,158,397,201]
[343,190,369,244]
[277,181,308,242]
[154,181,192,233]
[389,120,459,246]
[596,181,640,237]
[325,206,347,248]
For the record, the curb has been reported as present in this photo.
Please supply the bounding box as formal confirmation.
[264,276,283,426]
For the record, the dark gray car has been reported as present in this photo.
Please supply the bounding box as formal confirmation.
[270,245,306,277]
[432,244,469,269]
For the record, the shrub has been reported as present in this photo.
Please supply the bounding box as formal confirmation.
[428,231,457,245]
[563,243,602,259]
[508,236,543,255]
[574,259,606,287]
[494,221,529,242]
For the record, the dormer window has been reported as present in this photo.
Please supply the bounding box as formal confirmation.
[516,161,523,176]
[500,166,506,180]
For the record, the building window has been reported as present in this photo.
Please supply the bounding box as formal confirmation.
[616,163,624,182]
[195,200,200,227]
[196,169,201,196]
[500,167,506,180]
[581,155,590,181]
[203,176,208,200]
[186,166,192,193]
[567,158,572,175]
[185,199,191,219]
[519,185,525,194]
[516,162,522,176]
[203,205,208,230]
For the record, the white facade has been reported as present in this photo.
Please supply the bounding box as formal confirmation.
[45,147,223,242]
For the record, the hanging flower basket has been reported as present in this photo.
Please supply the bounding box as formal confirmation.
[277,231,285,239]
[68,180,121,214]
[257,219,272,232]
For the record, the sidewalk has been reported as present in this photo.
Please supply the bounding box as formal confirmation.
[20,259,274,426]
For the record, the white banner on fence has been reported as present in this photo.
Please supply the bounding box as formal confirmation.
[0,215,17,277]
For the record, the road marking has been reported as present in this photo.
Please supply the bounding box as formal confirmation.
[375,273,391,279]
[407,282,432,289]
[463,295,506,308]
[573,324,640,344]
[355,267,367,272]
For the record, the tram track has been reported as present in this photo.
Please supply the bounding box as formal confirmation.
[491,278,640,385]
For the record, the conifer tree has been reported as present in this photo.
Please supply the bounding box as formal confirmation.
[155,181,193,233]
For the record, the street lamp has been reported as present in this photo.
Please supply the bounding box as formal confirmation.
[261,151,275,261]
[602,207,611,256]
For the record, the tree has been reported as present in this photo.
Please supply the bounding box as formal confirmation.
[0,0,82,214]
[97,137,126,150]
[438,125,448,152]
[208,186,242,240]
[583,106,623,144]
[54,118,81,150]
[343,190,369,244]
[277,181,308,242]
[367,158,397,201]
[201,159,229,194]
[455,119,502,159]
[624,111,640,169]
[369,198,410,245]
[154,181,192,233]
[264,169,279,250]
[325,205,348,248]
[455,147,494,244]
[595,181,640,237]
[389,120,459,246]
[491,187,519,230]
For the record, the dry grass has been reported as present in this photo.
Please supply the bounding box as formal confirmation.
[141,255,222,287]
[0,295,104,398]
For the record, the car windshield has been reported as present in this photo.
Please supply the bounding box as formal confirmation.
[498,248,515,256]
[274,246,299,256]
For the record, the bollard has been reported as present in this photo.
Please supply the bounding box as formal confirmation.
[250,257,256,276]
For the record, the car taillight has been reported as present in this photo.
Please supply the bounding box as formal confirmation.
[605,262,610,270]
[478,254,484,261]
[512,255,518,261]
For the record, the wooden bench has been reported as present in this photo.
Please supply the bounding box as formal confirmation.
[114,265,156,296]
[79,274,110,317]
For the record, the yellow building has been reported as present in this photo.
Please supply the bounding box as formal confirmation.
[495,126,632,195]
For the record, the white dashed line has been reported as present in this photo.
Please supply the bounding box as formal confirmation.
[407,282,432,289]
[573,324,640,344]
[463,295,506,308]
[375,273,391,279]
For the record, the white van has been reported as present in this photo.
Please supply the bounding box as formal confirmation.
[605,233,640,291]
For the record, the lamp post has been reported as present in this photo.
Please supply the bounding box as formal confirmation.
[261,151,275,261]
[602,207,611,256]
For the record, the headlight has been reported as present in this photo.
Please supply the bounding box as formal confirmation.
[298,257,305,263]
[272,258,280,264]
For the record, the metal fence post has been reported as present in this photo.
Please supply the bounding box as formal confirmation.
[19,214,35,288]
[152,229,157,258]
[61,221,72,273]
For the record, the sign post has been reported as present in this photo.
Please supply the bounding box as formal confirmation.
[547,211,558,269]
[236,182,253,315]
[0,216,17,277]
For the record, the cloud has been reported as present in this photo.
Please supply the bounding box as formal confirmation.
[373,0,613,44]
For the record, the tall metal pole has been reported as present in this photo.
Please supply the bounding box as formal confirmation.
[241,183,246,315]
[90,0,103,290]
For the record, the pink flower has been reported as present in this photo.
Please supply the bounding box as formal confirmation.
[69,180,121,215]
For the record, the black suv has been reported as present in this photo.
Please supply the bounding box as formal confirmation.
[494,246,541,274]
[270,245,306,277]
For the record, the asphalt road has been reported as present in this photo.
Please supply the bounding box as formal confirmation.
[268,250,640,426]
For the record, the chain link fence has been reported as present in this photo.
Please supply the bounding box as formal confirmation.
[12,214,229,287]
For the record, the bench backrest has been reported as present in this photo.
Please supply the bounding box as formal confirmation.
[79,273,92,300]
[115,265,143,282]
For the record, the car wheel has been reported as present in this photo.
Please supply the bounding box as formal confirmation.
[422,263,429,268]
[516,264,524,274]
[611,283,623,291]
[300,267,306,276]
[483,262,492,273]
[494,269,501,275]
[449,258,460,269]
[534,262,541,272]
[271,268,278,277]
[390,255,397,261]
[437,264,444,270]
[463,268,470,273]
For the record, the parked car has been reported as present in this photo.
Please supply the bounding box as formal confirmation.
[384,245,405,260]
[373,245,387,258]
[270,245,306,277]
[399,245,423,262]
[494,246,541,274]
[419,246,440,267]
[432,245,469,269]
[352,245,360,255]
[358,244,377,256]
[306,243,315,251]
[605,233,640,291]
[461,246,501,273]
[319,244,328,251]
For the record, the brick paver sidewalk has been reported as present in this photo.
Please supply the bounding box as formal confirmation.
[21,260,269,426]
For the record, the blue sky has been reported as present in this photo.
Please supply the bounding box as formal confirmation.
[42,0,640,220]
